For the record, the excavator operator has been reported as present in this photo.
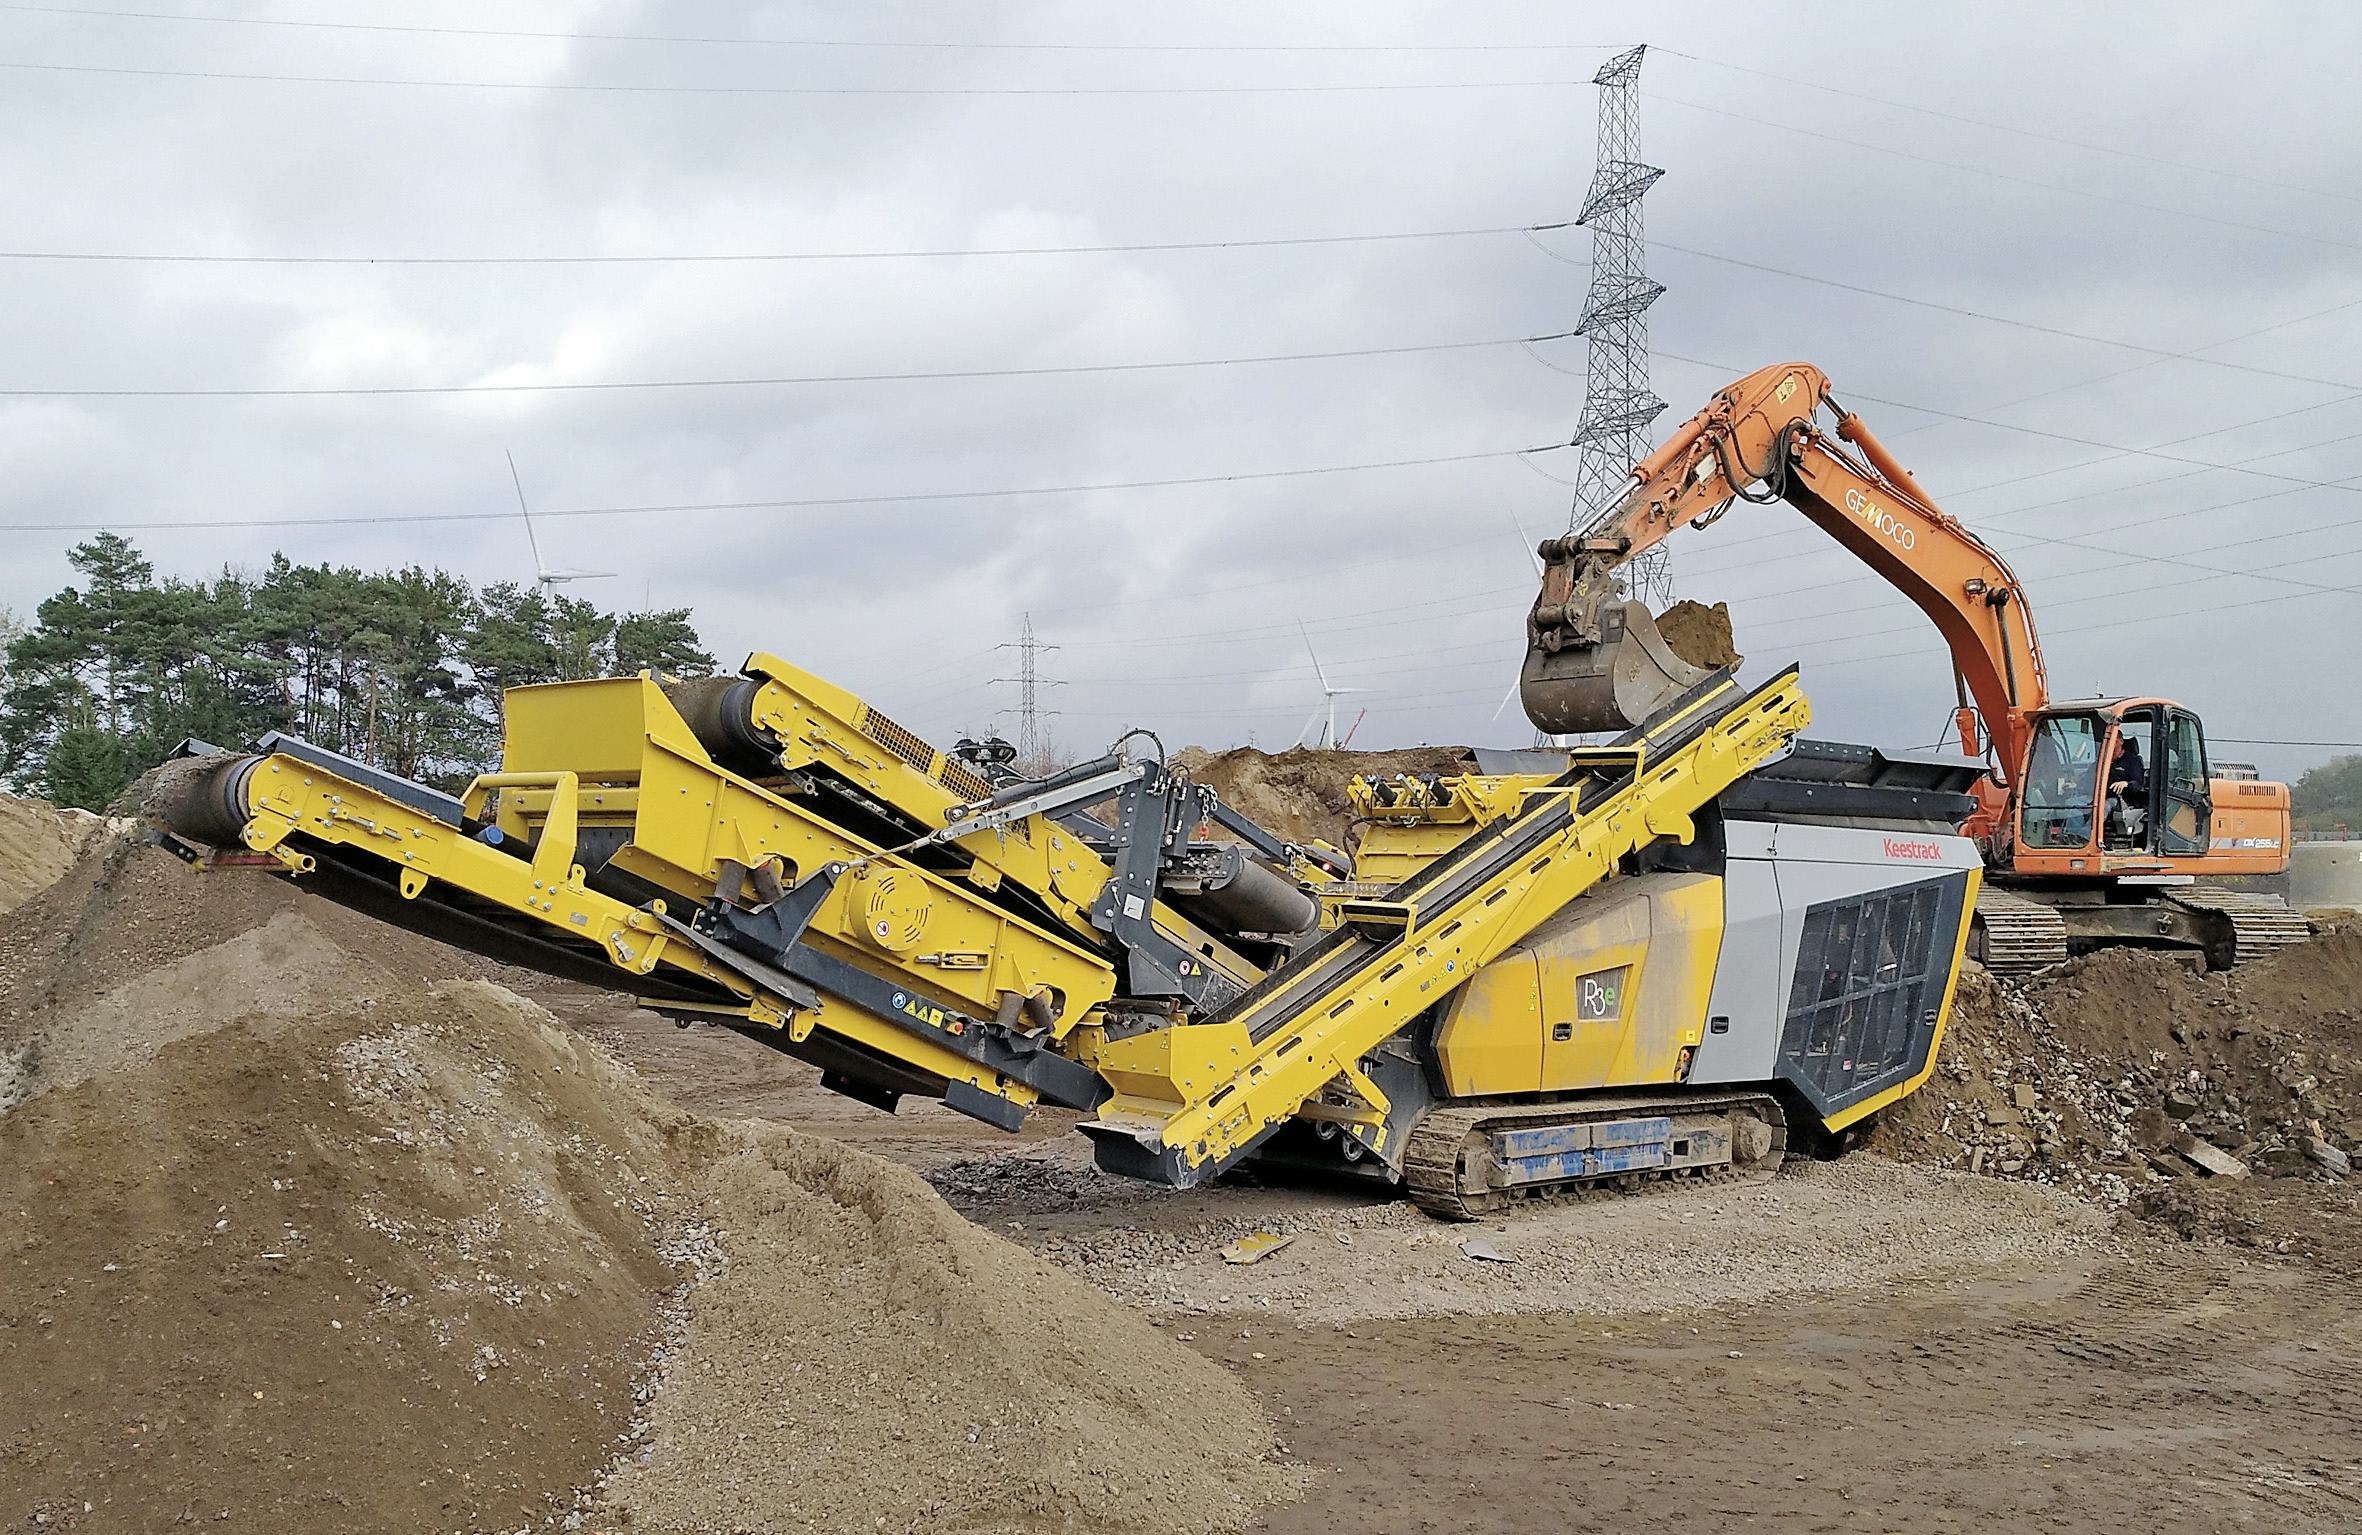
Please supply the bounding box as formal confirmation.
[2107,736,2150,847]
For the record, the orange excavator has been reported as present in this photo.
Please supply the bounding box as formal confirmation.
[1521,361,2301,976]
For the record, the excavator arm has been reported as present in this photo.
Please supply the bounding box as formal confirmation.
[1522,362,2049,797]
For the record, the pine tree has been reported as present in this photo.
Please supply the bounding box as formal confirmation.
[0,536,717,803]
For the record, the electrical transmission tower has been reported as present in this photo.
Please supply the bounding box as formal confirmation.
[993,611,1062,767]
[1564,43,1673,608]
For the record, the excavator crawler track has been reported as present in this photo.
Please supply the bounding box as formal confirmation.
[1972,888,2070,980]
[1401,1091,1789,1221]
[2168,886,2312,970]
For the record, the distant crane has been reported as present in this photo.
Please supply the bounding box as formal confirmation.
[507,450,614,595]
[1295,621,1370,750]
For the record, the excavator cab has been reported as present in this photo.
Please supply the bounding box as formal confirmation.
[2013,702,2216,867]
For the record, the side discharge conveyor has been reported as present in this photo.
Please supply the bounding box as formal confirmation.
[149,649,1982,1216]
[1079,665,1812,1189]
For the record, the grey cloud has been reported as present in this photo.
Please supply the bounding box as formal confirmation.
[2,0,2359,781]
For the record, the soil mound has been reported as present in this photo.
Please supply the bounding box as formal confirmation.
[0,846,693,1531]
[1876,931,2362,1234]
[0,794,104,915]
[1174,744,1465,848]
[1,840,1287,1533]
[1653,599,1742,670]
[603,1126,1291,1534]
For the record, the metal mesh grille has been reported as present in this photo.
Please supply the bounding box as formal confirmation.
[940,760,992,802]
[859,708,1030,844]
[857,706,935,777]
[1778,873,1966,1116]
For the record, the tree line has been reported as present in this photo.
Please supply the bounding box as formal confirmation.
[2294,755,2362,839]
[1,533,715,810]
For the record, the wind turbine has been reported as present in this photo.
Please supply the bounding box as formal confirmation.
[507,450,615,595]
[1494,508,1550,731]
[1295,621,1371,750]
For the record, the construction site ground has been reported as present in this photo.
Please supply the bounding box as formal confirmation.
[10,788,2362,1532]
[573,992,2362,1535]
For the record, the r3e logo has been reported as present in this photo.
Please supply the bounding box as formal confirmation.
[1576,966,1627,1021]
[1845,486,1918,551]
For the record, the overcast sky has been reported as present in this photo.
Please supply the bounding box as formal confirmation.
[3,1,2360,782]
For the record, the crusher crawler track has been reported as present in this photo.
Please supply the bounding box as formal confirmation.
[1400,1091,1790,1221]
[1971,888,2071,979]
[2168,886,2313,969]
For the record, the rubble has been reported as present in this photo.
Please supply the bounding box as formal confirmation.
[1875,929,2362,1242]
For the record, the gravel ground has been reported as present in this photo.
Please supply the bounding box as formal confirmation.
[958,1154,2117,1324]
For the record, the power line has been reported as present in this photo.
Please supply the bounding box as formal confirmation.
[0,57,1595,97]
[1615,237,2362,395]
[897,427,2362,691]
[1644,89,2362,258]
[815,433,2362,692]
[1646,346,2362,501]
[0,327,1577,400]
[0,442,1568,532]
[0,4,1619,54]
[1649,385,2362,581]
[0,218,1574,265]
[17,217,2347,408]
[1656,47,2362,211]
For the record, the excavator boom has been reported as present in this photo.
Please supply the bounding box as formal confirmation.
[1523,362,2048,793]
[1522,360,2297,975]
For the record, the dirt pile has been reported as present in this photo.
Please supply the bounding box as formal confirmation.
[1174,744,1466,848]
[1,837,1288,1534]
[0,838,696,1531]
[604,1127,1291,1533]
[1877,932,2362,1229]
[1653,598,1742,670]
[0,794,105,915]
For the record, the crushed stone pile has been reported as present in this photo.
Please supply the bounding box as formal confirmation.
[0,838,698,1531]
[604,1129,1289,1534]
[1173,744,1465,848]
[0,836,1288,1534]
[0,794,106,916]
[1652,598,1743,671]
[1876,930,2362,1244]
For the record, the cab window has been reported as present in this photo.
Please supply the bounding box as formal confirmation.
[2021,714,2099,849]
[2165,712,2209,795]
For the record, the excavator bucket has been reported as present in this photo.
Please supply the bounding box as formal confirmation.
[1520,600,1719,735]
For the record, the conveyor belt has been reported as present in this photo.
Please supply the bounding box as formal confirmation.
[1081,666,1812,1186]
[1214,669,1756,1046]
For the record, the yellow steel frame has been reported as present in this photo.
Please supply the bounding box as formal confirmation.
[502,663,1262,1002]
[1086,673,1811,1177]
[1350,770,1559,885]
[494,674,1121,1034]
[225,750,1034,1102]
